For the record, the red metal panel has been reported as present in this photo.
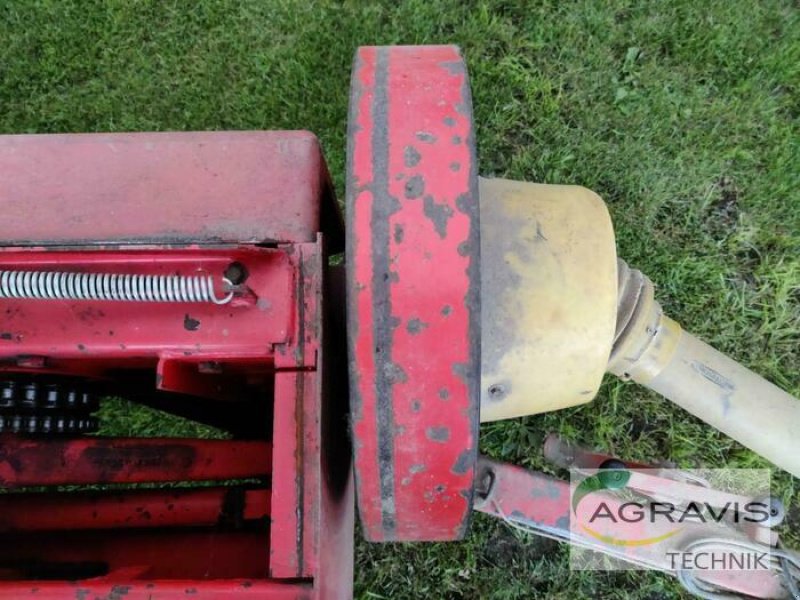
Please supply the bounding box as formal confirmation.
[0,488,270,531]
[0,531,270,580]
[0,248,293,365]
[0,437,271,487]
[271,370,311,578]
[0,581,311,600]
[271,242,324,577]
[0,131,329,247]
[347,45,480,541]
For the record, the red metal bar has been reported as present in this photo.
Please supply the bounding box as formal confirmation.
[0,437,271,487]
[0,487,269,531]
[0,580,312,600]
[0,531,272,581]
[476,458,787,599]
[271,242,325,578]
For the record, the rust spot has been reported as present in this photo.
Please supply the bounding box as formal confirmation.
[449,162,461,171]
[439,60,465,75]
[455,193,474,214]
[415,131,437,143]
[451,450,472,475]
[77,307,105,323]
[382,362,408,384]
[393,224,405,243]
[405,175,425,199]
[410,464,426,474]
[458,241,472,256]
[77,344,86,352]
[452,362,471,384]
[438,388,450,400]
[411,399,422,412]
[0,333,12,341]
[443,116,456,127]
[406,318,428,335]
[423,195,454,238]
[426,426,450,443]
[441,305,452,316]
[183,315,200,331]
[451,135,462,145]
[403,145,421,167]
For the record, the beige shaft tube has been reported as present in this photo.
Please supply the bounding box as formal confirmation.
[609,260,800,477]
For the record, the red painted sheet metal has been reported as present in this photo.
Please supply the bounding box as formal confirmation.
[0,488,270,531]
[0,581,311,600]
[269,243,325,575]
[347,45,480,542]
[0,248,293,364]
[274,242,322,370]
[0,131,327,246]
[270,371,314,578]
[0,437,271,487]
[476,459,787,599]
[0,531,271,580]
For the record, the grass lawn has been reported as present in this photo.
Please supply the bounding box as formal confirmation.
[2,1,798,598]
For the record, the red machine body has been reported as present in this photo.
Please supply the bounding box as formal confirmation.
[0,131,353,599]
[0,47,793,600]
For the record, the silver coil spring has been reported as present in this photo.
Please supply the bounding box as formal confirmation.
[0,270,234,305]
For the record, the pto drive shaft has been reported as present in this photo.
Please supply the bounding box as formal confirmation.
[608,259,800,477]
[478,177,800,476]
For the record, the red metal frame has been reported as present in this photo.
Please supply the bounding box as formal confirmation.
[0,132,352,599]
[0,487,270,531]
[347,45,481,542]
[0,437,271,486]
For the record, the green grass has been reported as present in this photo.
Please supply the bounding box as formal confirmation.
[2,1,798,598]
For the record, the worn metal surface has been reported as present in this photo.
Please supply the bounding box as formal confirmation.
[479,178,618,421]
[0,487,270,531]
[0,530,271,581]
[271,242,355,595]
[476,458,788,599]
[0,130,352,597]
[0,437,272,487]
[0,131,340,248]
[0,581,311,600]
[0,247,293,370]
[347,45,480,542]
